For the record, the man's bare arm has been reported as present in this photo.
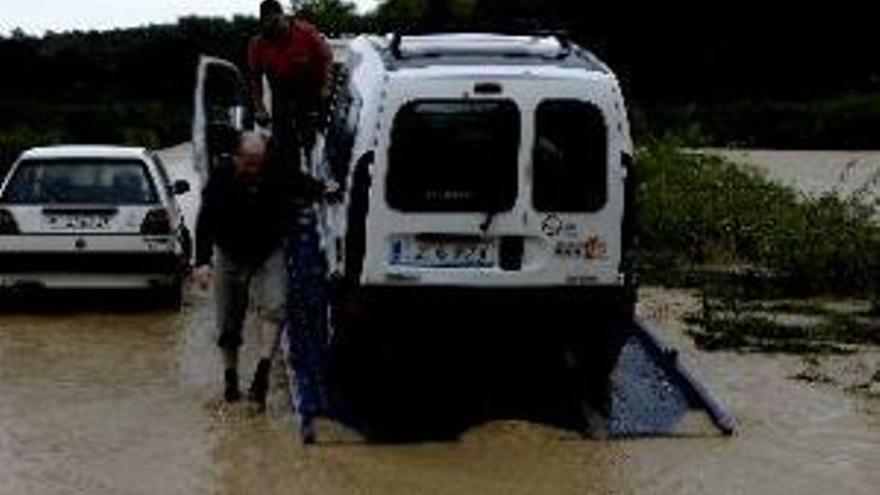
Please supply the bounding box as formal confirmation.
[246,38,271,125]
[248,73,271,125]
[309,26,334,100]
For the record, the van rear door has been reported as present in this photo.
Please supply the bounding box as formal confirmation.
[365,74,626,287]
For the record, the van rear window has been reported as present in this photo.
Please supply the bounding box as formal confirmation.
[533,100,608,212]
[1,159,158,205]
[387,100,519,212]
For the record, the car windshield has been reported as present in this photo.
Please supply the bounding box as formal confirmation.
[1,159,158,205]
[387,100,520,212]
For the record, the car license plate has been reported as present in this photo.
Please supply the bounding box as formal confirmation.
[46,214,112,230]
[390,237,498,268]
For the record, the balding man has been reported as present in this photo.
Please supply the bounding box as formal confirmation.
[194,132,328,409]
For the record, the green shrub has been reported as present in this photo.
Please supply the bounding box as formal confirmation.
[636,140,880,297]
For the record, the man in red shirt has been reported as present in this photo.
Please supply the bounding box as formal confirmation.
[248,0,332,169]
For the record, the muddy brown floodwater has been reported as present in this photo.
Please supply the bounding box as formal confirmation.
[2,287,879,495]
[2,145,879,494]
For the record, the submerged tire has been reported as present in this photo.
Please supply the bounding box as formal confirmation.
[566,301,633,420]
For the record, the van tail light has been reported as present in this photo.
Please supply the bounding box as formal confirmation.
[141,208,172,235]
[0,209,20,235]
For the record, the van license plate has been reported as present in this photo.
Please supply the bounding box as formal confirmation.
[391,238,498,268]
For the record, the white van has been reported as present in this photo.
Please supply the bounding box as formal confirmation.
[193,33,639,409]
[323,33,636,326]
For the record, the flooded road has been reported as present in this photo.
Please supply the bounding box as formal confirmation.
[705,149,880,201]
[0,303,216,494]
[1,146,879,494]
[1,287,878,494]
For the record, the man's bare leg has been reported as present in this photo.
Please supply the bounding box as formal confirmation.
[223,347,241,403]
[249,248,287,409]
[248,320,281,407]
[223,347,239,371]
[248,319,281,409]
[258,319,283,363]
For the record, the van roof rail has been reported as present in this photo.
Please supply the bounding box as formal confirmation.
[387,30,574,61]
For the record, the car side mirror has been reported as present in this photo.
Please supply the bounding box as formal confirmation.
[172,180,190,196]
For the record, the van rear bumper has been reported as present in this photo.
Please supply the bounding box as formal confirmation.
[349,284,635,332]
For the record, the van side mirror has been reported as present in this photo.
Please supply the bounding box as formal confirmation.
[172,180,191,196]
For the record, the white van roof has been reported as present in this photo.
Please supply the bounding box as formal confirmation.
[372,32,611,73]
[397,33,567,57]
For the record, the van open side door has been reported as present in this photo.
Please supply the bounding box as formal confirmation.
[192,56,254,185]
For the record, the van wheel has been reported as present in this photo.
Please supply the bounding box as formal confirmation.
[568,304,632,427]
[328,282,370,367]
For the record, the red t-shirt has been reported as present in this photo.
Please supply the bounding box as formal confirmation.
[247,19,331,101]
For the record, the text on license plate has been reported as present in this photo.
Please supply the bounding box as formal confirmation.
[390,237,498,267]
[45,214,112,230]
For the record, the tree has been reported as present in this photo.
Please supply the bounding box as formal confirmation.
[292,0,361,35]
[10,28,30,41]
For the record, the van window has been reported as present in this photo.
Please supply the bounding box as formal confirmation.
[388,100,519,212]
[533,100,607,212]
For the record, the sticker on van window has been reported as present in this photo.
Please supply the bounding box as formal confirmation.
[554,235,607,260]
[584,235,608,259]
[541,214,563,237]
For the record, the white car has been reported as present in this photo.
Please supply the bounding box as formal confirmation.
[0,145,192,304]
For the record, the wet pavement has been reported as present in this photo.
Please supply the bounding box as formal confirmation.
[2,287,879,494]
[1,146,879,494]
